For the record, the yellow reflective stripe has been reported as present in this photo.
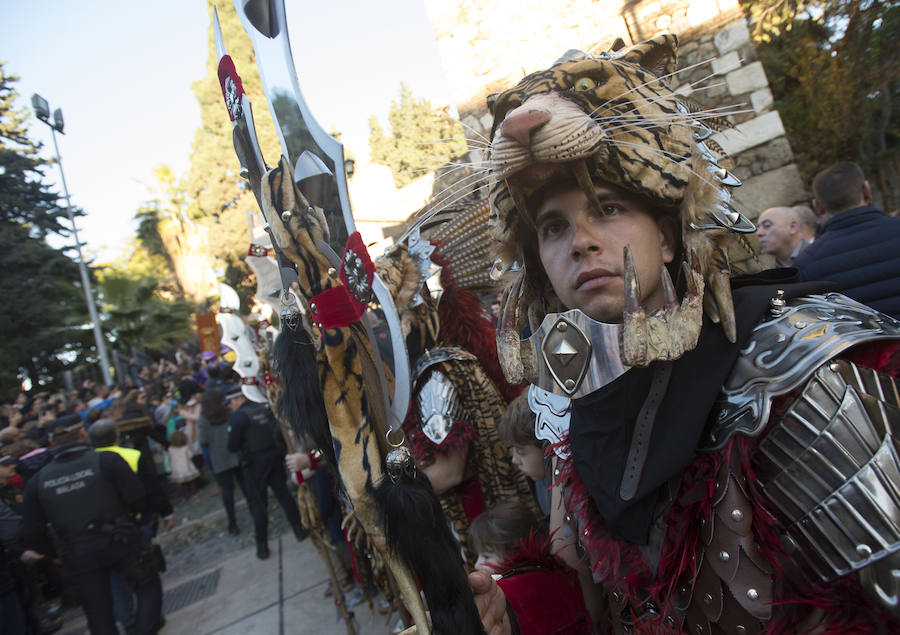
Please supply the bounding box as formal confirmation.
[96,446,140,473]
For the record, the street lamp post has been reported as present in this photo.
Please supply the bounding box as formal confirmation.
[31,94,113,387]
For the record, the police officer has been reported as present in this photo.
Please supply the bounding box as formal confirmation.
[225,386,306,559]
[22,423,162,635]
[88,418,172,634]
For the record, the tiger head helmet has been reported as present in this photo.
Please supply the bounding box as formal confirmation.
[487,34,756,379]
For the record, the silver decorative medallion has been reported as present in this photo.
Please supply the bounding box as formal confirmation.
[541,315,592,395]
[224,76,242,120]
[343,249,372,303]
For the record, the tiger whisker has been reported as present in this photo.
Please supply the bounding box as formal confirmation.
[455,117,491,144]
[402,181,493,240]
[598,107,754,136]
[419,181,492,220]
[411,138,490,150]
[603,139,718,187]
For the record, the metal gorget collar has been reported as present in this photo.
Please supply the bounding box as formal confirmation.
[523,309,629,399]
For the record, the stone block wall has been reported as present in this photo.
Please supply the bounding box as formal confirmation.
[423,0,809,227]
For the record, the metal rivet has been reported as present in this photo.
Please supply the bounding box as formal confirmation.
[679,586,688,595]
[731,509,744,522]
[703,593,713,604]
[307,205,314,214]
[327,267,338,279]
[281,210,292,222]
[554,469,560,476]
[794,321,807,329]
[736,626,747,635]
[309,303,317,312]
[564,378,576,390]
[612,591,622,602]
[719,550,730,562]
[556,321,568,332]
[583,528,589,536]
[775,333,786,342]
[857,544,873,559]
[239,167,249,179]
[746,588,758,601]
[565,515,571,522]
[830,362,840,371]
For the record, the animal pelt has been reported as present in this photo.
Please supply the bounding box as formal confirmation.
[374,469,485,635]
[274,326,337,469]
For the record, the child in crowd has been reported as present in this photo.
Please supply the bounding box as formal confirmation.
[167,426,200,500]
[470,501,590,635]
[498,394,550,517]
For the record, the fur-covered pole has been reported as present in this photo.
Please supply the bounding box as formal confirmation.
[269,333,357,634]
[374,464,485,635]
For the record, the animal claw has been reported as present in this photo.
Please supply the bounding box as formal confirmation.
[623,246,642,317]
[710,271,736,342]
[573,160,609,216]
[661,264,678,310]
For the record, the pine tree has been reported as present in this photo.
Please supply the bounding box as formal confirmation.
[368,83,468,189]
[0,63,76,237]
[0,63,95,393]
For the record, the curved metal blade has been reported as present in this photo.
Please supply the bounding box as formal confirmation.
[235,0,351,253]
[234,0,410,426]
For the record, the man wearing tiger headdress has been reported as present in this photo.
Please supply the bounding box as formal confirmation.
[471,34,900,634]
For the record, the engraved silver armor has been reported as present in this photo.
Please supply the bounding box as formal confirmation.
[752,358,900,616]
[706,293,900,450]
[416,370,465,445]
[527,385,571,459]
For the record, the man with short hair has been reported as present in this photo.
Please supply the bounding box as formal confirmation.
[468,36,900,634]
[757,206,812,267]
[793,204,818,241]
[22,424,162,634]
[795,161,900,318]
[226,388,306,559]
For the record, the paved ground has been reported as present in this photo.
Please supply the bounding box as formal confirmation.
[57,477,399,634]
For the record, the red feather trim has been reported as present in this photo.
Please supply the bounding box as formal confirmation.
[431,246,524,403]
[844,339,900,377]
[492,528,567,577]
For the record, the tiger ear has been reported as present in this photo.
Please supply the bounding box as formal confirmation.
[620,34,678,79]
[486,92,499,116]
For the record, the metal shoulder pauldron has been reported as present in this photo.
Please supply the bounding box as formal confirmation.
[752,357,900,616]
[704,293,900,450]
[412,347,474,446]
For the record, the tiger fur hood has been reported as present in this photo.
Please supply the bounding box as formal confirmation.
[487,34,758,373]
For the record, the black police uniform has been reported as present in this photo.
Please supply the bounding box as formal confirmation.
[226,401,304,557]
[23,444,162,635]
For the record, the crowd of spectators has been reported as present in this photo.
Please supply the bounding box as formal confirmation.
[0,352,244,634]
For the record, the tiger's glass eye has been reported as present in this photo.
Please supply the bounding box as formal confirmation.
[573,77,596,92]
